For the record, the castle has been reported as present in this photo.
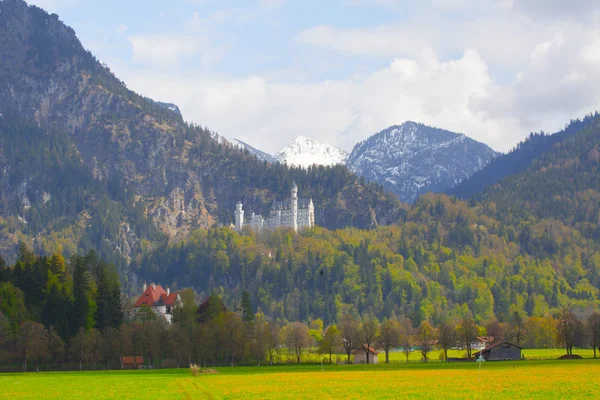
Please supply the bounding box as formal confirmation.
[235,182,315,233]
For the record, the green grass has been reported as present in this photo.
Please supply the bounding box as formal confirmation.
[386,348,597,362]
[2,359,600,399]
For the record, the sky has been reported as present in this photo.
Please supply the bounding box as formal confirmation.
[28,0,600,154]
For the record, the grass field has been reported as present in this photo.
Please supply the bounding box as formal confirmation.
[3,359,600,399]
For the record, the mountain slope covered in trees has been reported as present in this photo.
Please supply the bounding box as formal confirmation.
[449,114,598,199]
[132,114,600,325]
[0,0,405,268]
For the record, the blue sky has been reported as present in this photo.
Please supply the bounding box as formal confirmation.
[28,0,600,153]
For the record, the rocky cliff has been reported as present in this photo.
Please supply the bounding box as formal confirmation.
[0,0,405,267]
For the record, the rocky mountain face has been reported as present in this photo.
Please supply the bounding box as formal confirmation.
[347,122,498,203]
[275,136,348,168]
[0,0,404,267]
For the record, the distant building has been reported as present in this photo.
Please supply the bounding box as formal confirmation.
[473,341,522,361]
[471,336,495,351]
[130,282,182,323]
[234,182,315,233]
[353,345,380,364]
[120,356,144,369]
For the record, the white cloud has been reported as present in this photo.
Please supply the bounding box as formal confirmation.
[127,34,224,68]
[112,48,524,154]
[27,0,78,12]
[512,0,600,21]
[99,0,600,157]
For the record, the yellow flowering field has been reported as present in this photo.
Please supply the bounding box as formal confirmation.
[2,359,600,399]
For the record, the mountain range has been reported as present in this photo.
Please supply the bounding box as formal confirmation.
[0,0,404,267]
[229,123,498,203]
[3,0,600,323]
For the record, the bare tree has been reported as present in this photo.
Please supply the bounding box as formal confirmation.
[359,316,379,364]
[399,318,414,363]
[558,309,578,355]
[251,313,269,366]
[171,323,191,368]
[48,326,65,370]
[283,322,311,364]
[377,319,401,364]
[218,312,245,366]
[18,321,48,372]
[416,321,436,362]
[87,328,104,370]
[339,314,359,364]
[511,312,526,346]
[265,321,281,365]
[484,319,505,343]
[101,327,121,369]
[458,314,478,359]
[437,321,456,361]
[588,312,600,358]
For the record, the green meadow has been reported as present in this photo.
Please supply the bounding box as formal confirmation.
[3,359,600,399]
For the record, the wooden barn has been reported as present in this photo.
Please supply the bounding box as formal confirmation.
[473,341,522,361]
[120,356,144,369]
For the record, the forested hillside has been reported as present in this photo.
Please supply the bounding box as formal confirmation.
[0,0,404,268]
[476,114,600,232]
[134,191,600,326]
[450,113,599,199]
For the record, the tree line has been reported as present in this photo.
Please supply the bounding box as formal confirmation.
[2,247,600,371]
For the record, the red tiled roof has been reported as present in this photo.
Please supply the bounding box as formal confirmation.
[353,344,380,355]
[133,284,177,307]
[121,356,144,364]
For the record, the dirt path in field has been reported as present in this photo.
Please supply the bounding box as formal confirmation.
[176,378,219,400]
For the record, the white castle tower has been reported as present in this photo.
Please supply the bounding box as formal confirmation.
[291,181,298,232]
[235,201,244,233]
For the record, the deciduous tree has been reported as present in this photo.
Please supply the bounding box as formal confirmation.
[377,319,401,364]
[283,322,310,364]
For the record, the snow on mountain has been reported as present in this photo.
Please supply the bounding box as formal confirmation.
[275,136,348,168]
[347,122,499,203]
[229,138,278,163]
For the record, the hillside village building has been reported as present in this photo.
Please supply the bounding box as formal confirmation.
[235,182,315,233]
[130,283,182,323]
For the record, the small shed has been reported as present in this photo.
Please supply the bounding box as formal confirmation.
[353,345,379,364]
[473,341,522,361]
[120,356,144,369]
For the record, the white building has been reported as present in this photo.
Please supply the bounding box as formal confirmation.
[353,345,380,364]
[235,182,315,233]
[130,283,182,324]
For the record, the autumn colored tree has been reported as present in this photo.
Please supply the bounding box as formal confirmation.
[18,321,48,372]
[399,318,415,364]
[587,312,600,358]
[437,320,456,361]
[558,310,578,355]
[377,319,401,364]
[339,314,359,364]
[283,322,311,364]
[458,314,478,359]
[359,316,379,364]
[416,320,436,362]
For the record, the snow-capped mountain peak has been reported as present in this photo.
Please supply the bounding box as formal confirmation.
[275,136,348,168]
[347,122,499,202]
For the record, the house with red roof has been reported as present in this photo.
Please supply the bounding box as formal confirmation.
[130,282,182,323]
[353,345,380,364]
